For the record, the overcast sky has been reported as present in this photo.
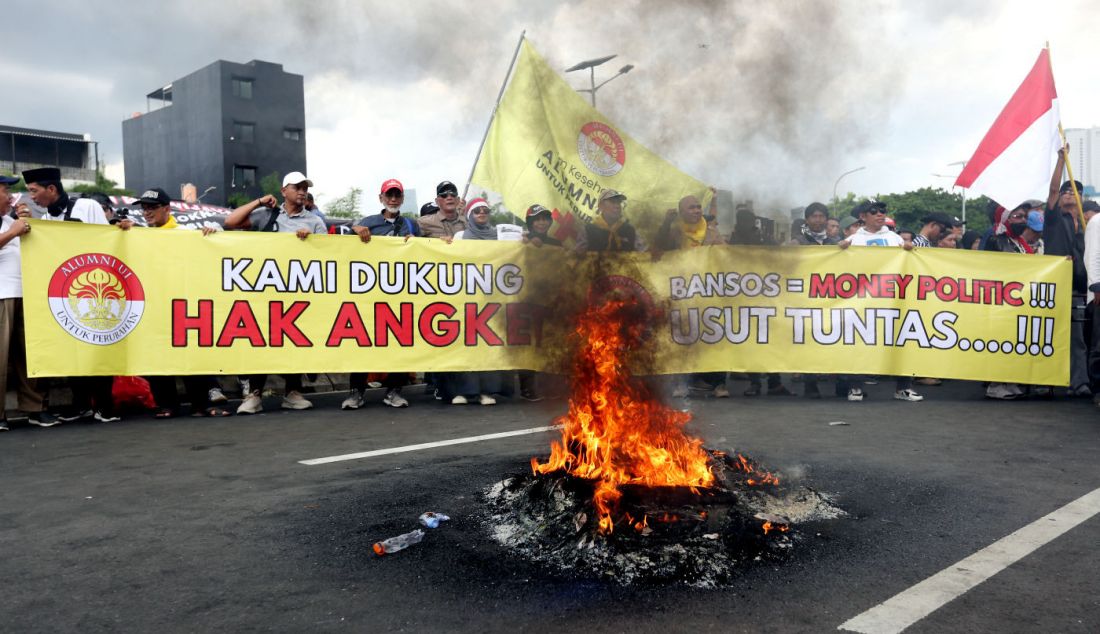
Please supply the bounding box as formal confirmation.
[7,0,1096,217]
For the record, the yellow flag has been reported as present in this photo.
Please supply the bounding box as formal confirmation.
[472,39,710,239]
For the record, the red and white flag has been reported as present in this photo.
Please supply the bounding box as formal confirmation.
[955,48,1061,208]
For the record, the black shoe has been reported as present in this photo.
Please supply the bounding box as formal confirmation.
[0,419,8,432]
[520,390,544,402]
[804,384,822,399]
[28,412,61,428]
[768,385,794,396]
[58,409,93,423]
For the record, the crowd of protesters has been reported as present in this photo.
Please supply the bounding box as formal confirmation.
[0,150,1096,431]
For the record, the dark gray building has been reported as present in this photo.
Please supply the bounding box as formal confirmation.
[123,59,305,206]
[1,125,98,183]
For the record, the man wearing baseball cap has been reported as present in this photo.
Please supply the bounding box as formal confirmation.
[574,189,646,253]
[352,179,420,239]
[0,174,56,430]
[912,211,954,248]
[224,171,326,414]
[224,171,325,238]
[420,180,468,239]
[838,198,923,403]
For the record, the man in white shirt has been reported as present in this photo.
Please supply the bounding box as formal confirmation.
[0,175,57,430]
[838,200,923,403]
[21,168,117,423]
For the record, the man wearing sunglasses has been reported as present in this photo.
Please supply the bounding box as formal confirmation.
[838,199,922,403]
[419,181,467,239]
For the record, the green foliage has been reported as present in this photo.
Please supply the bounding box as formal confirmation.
[70,171,132,196]
[227,193,251,208]
[260,171,282,199]
[325,187,362,219]
[476,190,523,226]
[831,188,991,234]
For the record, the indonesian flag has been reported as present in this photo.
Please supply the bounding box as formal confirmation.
[955,49,1061,208]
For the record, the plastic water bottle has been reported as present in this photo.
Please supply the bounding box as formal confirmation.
[372,529,425,556]
[419,512,451,529]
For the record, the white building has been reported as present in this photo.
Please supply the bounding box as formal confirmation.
[1063,127,1100,195]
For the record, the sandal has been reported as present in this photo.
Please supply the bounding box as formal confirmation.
[193,407,231,417]
[154,408,175,419]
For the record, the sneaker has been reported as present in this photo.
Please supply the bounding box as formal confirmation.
[28,412,61,427]
[520,390,544,402]
[434,388,442,401]
[672,385,690,398]
[847,388,864,402]
[479,394,497,406]
[713,385,730,398]
[451,395,468,405]
[383,389,409,408]
[367,381,383,389]
[208,388,228,404]
[894,389,924,402]
[985,383,1018,400]
[93,411,121,423]
[341,389,364,410]
[281,391,313,410]
[0,419,8,432]
[58,409,93,422]
[1072,384,1092,397]
[237,393,263,415]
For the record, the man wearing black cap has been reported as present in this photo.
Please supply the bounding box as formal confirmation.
[21,167,108,225]
[574,189,646,253]
[420,181,467,239]
[790,202,839,246]
[912,212,953,248]
[838,199,923,403]
[21,168,117,422]
[0,175,57,430]
[1043,148,1091,395]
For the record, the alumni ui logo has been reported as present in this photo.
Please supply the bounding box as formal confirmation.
[577,122,626,177]
[48,253,145,345]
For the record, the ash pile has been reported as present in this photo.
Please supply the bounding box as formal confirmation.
[485,450,844,588]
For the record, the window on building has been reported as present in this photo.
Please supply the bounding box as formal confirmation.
[283,128,302,141]
[232,78,253,99]
[233,121,255,143]
[234,165,257,187]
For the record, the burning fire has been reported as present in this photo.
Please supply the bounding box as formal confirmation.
[531,298,716,533]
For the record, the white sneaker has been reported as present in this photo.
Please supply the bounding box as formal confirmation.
[341,389,363,410]
[985,383,1018,400]
[367,381,383,389]
[237,393,263,415]
[208,388,228,404]
[383,389,409,408]
[281,390,313,410]
[479,394,497,406]
[847,388,864,402]
[713,385,730,398]
[93,411,121,423]
[894,389,924,402]
[672,386,689,398]
[451,395,468,405]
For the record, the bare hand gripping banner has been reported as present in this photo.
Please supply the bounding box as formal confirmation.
[23,222,1071,385]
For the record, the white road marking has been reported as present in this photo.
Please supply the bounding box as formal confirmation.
[839,486,1100,634]
[299,424,564,466]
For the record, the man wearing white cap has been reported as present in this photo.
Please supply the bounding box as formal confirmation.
[224,171,326,238]
[224,171,326,414]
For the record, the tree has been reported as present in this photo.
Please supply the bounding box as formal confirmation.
[70,171,132,196]
[227,193,251,208]
[325,187,361,219]
[260,171,282,199]
[829,188,992,235]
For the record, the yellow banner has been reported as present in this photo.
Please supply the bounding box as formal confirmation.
[24,222,1070,385]
[471,39,710,236]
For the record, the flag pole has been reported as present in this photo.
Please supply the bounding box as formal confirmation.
[1047,42,1087,232]
[463,30,526,200]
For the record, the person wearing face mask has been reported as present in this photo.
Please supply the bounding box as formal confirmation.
[986,203,1042,255]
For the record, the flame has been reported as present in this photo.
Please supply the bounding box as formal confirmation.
[531,298,715,533]
[761,521,790,535]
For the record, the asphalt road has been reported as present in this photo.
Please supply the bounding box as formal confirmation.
[1,379,1098,633]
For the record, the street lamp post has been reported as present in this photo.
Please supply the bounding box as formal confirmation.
[565,55,634,108]
[932,161,969,223]
[198,186,216,202]
[833,166,866,203]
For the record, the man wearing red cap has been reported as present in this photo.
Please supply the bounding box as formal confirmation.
[351,179,420,239]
